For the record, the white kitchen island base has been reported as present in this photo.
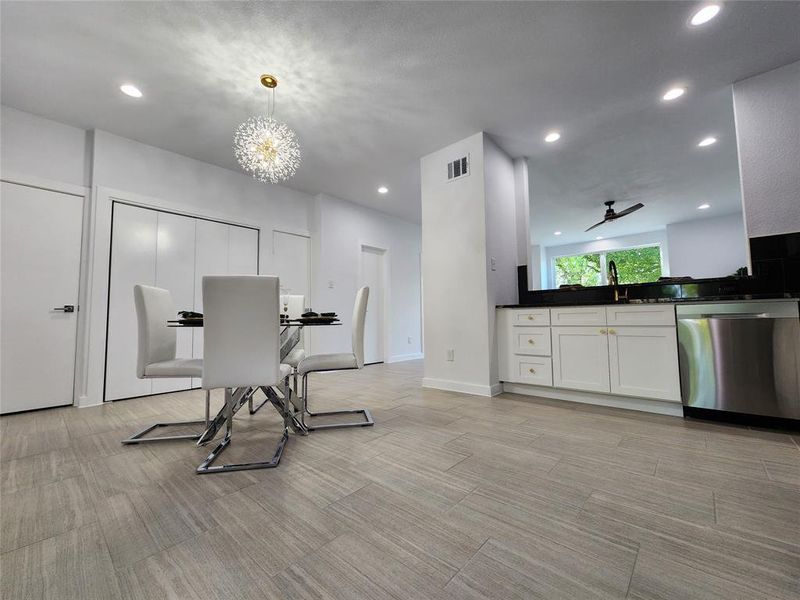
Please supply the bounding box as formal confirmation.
[502,382,684,417]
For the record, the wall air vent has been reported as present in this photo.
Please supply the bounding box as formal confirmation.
[447,155,469,181]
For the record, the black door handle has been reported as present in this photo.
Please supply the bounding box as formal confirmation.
[54,305,75,313]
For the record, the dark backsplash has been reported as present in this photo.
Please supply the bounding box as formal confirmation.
[513,262,798,307]
[750,232,800,293]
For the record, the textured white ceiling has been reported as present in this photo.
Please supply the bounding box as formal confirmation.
[2,1,799,224]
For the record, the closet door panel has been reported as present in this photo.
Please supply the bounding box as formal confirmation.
[228,226,259,275]
[106,204,157,400]
[152,212,197,394]
[191,220,230,377]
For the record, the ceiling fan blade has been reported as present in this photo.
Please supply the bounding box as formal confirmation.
[612,203,644,218]
[585,219,607,232]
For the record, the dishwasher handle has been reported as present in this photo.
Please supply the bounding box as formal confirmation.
[702,313,769,320]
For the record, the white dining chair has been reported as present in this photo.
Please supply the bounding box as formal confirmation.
[122,285,210,444]
[281,294,306,392]
[296,286,374,431]
[197,275,293,473]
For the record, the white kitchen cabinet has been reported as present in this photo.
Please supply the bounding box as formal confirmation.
[551,326,611,393]
[511,356,553,386]
[511,308,550,326]
[551,305,606,326]
[608,326,680,401]
[512,326,552,356]
[606,304,675,327]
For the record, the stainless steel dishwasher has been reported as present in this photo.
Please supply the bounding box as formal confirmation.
[676,300,800,420]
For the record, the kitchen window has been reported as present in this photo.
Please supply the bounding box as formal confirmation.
[553,244,663,287]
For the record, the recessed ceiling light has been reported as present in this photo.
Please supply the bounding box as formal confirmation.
[690,4,721,26]
[697,203,711,210]
[595,236,603,240]
[554,231,562,236]
[120,84,143,98]
[544,131,561,143]
[377,186,388,194]
[697,136,717,147]
[662,87,686,101]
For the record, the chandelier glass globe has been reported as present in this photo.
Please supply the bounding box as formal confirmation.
[234,74,301,184]
[234,116,301,184]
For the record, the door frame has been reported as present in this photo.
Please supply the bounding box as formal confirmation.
[1,171,91,410]
[359,242,389,364]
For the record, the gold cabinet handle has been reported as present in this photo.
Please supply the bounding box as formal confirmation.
[527,315,534,320]
[608,328,617,335]
[528,368,536,374]
[600,328,607,334]
[528,339,535,345]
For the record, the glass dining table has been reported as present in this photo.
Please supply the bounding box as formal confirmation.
[167,317,340,444]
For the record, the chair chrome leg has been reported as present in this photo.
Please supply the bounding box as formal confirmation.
[196,387,289,474]
[301,373,375,431]
[122,390,211,445]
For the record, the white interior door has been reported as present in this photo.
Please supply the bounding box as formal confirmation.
[1,182,84,413]
[360,246,384,364]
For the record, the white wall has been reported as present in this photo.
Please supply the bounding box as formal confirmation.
[483,135,518,385]
[421,133,492,394]
[310,193,422,362]
[420,132,517,396]
[2,106,423,407]
[1,105,90,187]
[666,213,747,278]
[543,230,669,287]
[733,60,800,239]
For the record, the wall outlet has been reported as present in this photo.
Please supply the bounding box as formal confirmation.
[328,280,334,289]
[407,336,413,344]
[490,257,497,271]
[446,349,454,361]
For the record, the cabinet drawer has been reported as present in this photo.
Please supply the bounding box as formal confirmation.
[606,304,675,326]
[511,356,553,386]
[512,327,551,356]
[511,308,550,326]
[551,306,606,326]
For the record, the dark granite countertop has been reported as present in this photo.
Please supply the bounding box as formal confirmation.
[498,293,799,309]
[508,266,799,309]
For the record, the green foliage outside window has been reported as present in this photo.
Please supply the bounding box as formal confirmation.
[554,254,601,287]
[606,246,662,284]
[553,245,662,287]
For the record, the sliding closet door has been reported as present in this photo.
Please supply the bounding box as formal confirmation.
[105,203,157,400]
[106,206,259,399]
[191,220,230,377]
[229,226,259,275]
[151,212,196,394]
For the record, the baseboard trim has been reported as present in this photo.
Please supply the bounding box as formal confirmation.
[387,353,424,363]
[502,383,683,417]
[77,394,102,409]
[422,377,501,397]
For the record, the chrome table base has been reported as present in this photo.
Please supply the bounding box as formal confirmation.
[196,383,294,474]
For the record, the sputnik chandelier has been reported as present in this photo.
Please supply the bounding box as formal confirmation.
[234,74,301,184]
